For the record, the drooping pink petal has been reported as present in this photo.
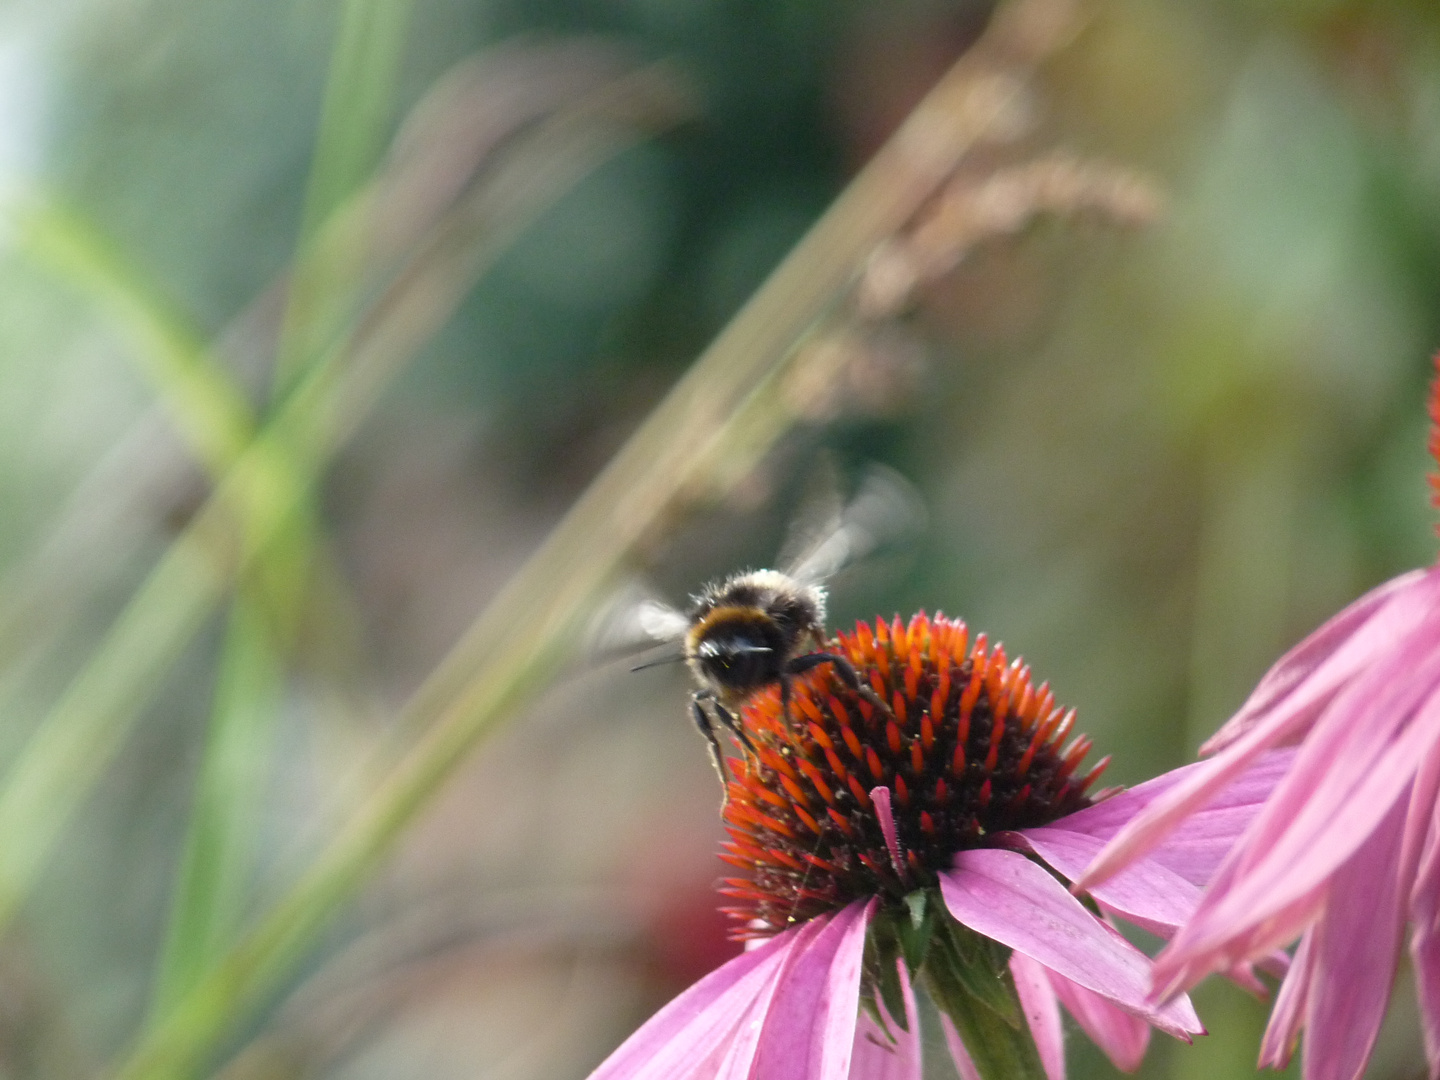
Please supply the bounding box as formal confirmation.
[587,918,819,1080]
[1079,574,1440,894]
[1301,797,1410,1080]
[1077,737,1308,894]
[1052,749,1292,895]
[939,849,1201,1039]
[1413,924,1440,1078]
[1201,568,1431,754]
[938,1013,982,1080]
[1011,825,1200,936]
[750,900,874,1080]
[1400,735,1440,899]
[871,786,908,883]
[1222,951,1286,999]
[1389,737,1440,1077]
[1157,677,1440,980]
[848,959,920,1080]
[1410,784,1440,1077]
[1010,951,1065,1080]
[1045,966,1150,1072]
[1259,931,1313,1069]
[1151,871,1327,1003]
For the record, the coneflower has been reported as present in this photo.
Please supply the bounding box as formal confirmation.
[1078,355,1440,1080]
[590,612,1290,1080]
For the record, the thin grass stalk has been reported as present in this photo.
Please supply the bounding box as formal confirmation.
[152,599,287,1018]
[159,0,414,1009]
[0,64,691,950]
[14,200,254,474]
[273,0,416,396]
[110,4,1080,1076]
[13,197,356,1012]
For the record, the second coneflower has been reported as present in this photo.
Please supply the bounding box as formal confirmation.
[589,612,1291,1080]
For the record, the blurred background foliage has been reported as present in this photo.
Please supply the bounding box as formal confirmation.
[0,0,1433,1076]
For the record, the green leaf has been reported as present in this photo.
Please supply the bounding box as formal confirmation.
[896,888,936,973]
[930,907,1021,1027]
[922,943,1049,1080]
[864,910,912,1034]
[272,0,416,394]
[151,597,286,1019]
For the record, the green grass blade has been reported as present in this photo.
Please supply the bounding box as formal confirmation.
[107,8,1078,1074]
[273,0,415,394]
[14,196,254,472]
[0,531,228,930]
[151,596,286,1018]
[11,193,343,1016]
[300,0,413,244]
[0,62,689,987]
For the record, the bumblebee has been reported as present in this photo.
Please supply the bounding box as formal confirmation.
[624,466,923,787]
[680,568,889,786]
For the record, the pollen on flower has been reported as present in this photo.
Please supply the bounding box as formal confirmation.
[718,612,1109,937]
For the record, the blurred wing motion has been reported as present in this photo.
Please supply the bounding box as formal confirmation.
[587,463,926,665]
[586,577,690,665]
[784,464,927,587]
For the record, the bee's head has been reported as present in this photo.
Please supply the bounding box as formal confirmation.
[687,609,786,700]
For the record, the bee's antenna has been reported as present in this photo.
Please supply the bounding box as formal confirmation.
[630,653,687,672]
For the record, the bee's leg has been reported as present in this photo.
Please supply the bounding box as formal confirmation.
[706,694,758,759]
[691,693,732,792]
[786,652,895,720]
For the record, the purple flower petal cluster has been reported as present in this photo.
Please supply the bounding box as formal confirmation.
[1078,363,1440,1080]
[1080,567,1440,1079]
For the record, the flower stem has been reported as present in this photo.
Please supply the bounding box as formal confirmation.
[922,917,1050,1080]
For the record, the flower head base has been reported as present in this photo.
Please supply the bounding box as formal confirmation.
[720,613,1107,935]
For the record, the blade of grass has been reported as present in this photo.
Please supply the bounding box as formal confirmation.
[0,61,690,955]
[152,598,287,1017]
[273,0,416,396]
[14,199,253,473]
[161,0,417,1002]
[13,195,345,1012]
[0,44,638,681]
[109,5,1081,1076]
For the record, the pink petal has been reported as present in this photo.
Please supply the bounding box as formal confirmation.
[1158,676,1440,978]
[1401,737,1440,902]
[587,919,818,1080]
[1080,573,1440,894]
[939,1013,982,1080]
[1412,918,1440,1078]
[1045,966,1150,1072]
[1201,569,1431,754]
[1300,796,1410,1080]
[1152,877,1326,1002]
[1076,739,1305,894]
[848,961,920,1080]
[1058,749,1293,893]
[1011,826,1200,936]
[871,786,907,882]
[1258,931,1313,1069]
[940,850,1201,1039]
[751,900,874,1080]
[1410,786,1440,1076]
[1009,951,1066,1080]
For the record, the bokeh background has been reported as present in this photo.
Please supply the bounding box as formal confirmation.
[0,0,1436,1076]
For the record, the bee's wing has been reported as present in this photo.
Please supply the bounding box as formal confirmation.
[786,464,927,587]
[585,577,691,666]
